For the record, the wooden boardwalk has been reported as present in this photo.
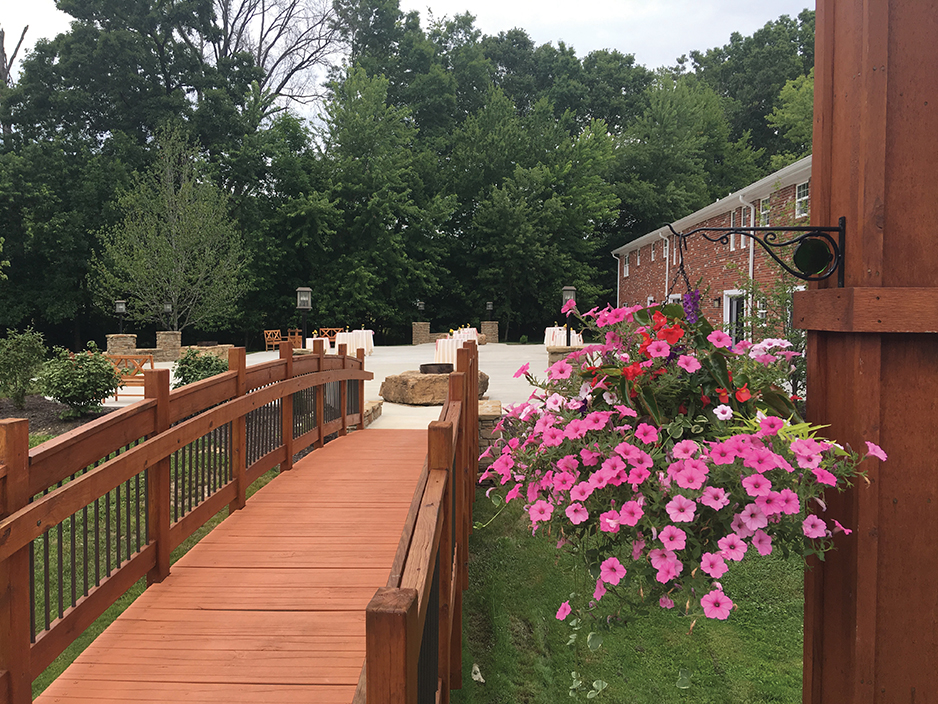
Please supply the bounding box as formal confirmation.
[35,429,427,704]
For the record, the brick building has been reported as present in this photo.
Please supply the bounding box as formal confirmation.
[612,155,811,333]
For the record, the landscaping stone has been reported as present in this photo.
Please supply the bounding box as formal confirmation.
[380,370,490,405]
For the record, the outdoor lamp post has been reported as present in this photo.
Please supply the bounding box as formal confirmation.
[562,286,576,346]
[486,301,493,316]
[417,300,425,313]
[162,302,173,329]
[296,287,312,349]
[115,300,127,334]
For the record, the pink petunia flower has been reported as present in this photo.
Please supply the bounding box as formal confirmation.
[707,330,733,348]
[619,500,644,526]
[556,454,579,473]
[677,355,702,373]
[635,423,659,444]
[709,441,736,465]
[544,393,565,412]
[700,486,730,510]
[513,362,531,378]
[672,439,700,459]
[865,441,888,462]
[593,578,607,601]
[718,533,748,561]
[631,538,646,561]
[701,589,734,620]
[777,488,801,515]
[812,467,838,486]
[615,404,638,418]
[580,448,601,466]
[599,509,621,533]
[665,495,697,523]
[648,548,674,570]
[656,559,682,583]
[614,441,641,460]
[739,503,768,531]
[570,481,594,502]
[565,502,589,525]
[599,556,626,585]
[628,466,651,487]
[529,500,554,523]
[561,298,577,315]
[832,519,853,535]
[674,465,707,490]
[742,473,772,497]
[759,416,785,436]
[542,426,565,447]
[700,552,728,579]
[556,600,572,620]
[547,359,573,380]
[802,515,827,539]
[659,594,675,609]
[751,529,773,556]
[660,525,687,551]
[553,471,576,492]
[714,404,734,421]
[755,491,783,516]
[505,483,522,503]
[743,447,778,473]
[730,513,754,538]
[647,340,671,358]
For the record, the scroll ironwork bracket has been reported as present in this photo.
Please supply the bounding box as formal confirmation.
[665,216,846,288]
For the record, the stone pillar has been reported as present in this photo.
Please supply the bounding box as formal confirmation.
[480,320,498,344]
[155,331,182,362]
[106,334,137,355]
[477,400,502,474]
[796,1,938,699]
[412,322,431,345]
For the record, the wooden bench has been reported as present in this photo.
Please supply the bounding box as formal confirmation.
[319,327,343,343]
[287,328,303,349]
[264,329,283,350]
[105,354,155,400]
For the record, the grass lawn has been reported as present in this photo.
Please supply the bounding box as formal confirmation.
[454,491,804,703]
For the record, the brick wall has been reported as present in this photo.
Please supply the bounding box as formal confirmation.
[617,183,806,327]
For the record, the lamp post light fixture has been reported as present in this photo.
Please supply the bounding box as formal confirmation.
[417,300,425,313]
[486,301,493,316]
[561,286,576,346]
[296,286,312,349]
[115,300,127,334]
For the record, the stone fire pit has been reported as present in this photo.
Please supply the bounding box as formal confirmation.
[380,369,490,406]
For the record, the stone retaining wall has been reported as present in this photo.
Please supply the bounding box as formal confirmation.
[106,333,231,362]
[480,320,498,344]
[546,345,586,367]
[478,399,502,472]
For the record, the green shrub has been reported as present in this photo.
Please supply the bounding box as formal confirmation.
[173,348,229,388]
[519,334,529,345]
[0,327,47,409]
[40,342,121,417]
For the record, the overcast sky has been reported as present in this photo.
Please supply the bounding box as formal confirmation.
[3,0,813,77]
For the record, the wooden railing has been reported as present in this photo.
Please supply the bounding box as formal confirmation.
[0,341,370,704]
[359,341,479,704]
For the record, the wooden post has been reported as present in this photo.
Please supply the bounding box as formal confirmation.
[228,347,247,512]
[340,352,348,437]
[366,587,419,704]
[449,363,469,692]
[279,342,294,472]
[314,340,325,449]
[796,1,938,699]
[428,419,453,704]
[0,419,32,704]
[357,348,367,427]
[144,369,171,585]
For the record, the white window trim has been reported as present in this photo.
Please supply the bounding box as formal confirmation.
[795,181,810,219]
[760,198,770,226]
[646,295,656,307]
[729,211,736,250]
[651,242,655,261]
[723,289,747,340]
[668,293,683,305]
[637,247,640,265]
[663,239,669,262]
[673,236,679,265]
[623,252,629,277]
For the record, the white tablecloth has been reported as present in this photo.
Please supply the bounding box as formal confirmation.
[305,337,332,353]
[544,327,583,346]
[333,330,374,356]
[452,328,478,343]
[434,338,461,365]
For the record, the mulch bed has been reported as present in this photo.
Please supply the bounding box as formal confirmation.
[0,396,118,438]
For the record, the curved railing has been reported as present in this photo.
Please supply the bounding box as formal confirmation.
[360,341,479,704]
[0,341,370,704]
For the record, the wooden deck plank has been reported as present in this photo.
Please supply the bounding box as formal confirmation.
[35,429,428,704]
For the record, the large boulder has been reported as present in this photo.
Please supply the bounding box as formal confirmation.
[380,370,490,406]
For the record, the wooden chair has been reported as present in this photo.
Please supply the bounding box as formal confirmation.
[319,327,343,343]
[264,329,283,351]
[287,328,303,349]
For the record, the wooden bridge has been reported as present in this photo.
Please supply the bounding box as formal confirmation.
[0,341,480,704]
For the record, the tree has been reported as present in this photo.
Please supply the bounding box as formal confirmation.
[0,24,28,136]
[91,125,250,332]
[767,68,813,169]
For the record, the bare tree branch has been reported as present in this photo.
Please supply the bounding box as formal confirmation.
[0,25,29,88]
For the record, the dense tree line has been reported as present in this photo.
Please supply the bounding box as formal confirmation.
[0,0,814,346]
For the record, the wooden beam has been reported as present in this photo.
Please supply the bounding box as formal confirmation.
[794,287,938,333]
[366,587,418,704]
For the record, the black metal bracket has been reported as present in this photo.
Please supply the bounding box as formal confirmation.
[666,216,846,288]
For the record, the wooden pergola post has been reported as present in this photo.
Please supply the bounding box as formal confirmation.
[795,1,938,700]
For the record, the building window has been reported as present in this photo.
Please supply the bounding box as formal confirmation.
[668,293,683,305]
[723,290,746,344]
[796,181,810,219]
[663,240,669,262]
[673,236,679,265]
[729,211,736,250]
[636,247,640,265]
[651,242,655,261]
[647,295,656,307]
[623,253,629,277]
[760,198,770,226]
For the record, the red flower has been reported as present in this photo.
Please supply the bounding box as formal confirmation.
[652,310,668,330]
[700,392,711,407]
[623,363,644,380]
[735,384,751,402]
[657,324,685,345]
[791,394,803,402]
[715,387,730,404]
[678,404,688,415]
[638,333,652,356]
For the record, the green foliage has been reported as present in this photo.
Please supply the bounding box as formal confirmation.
[39,342,121,417]
[91,124,250,332]
[768,69,814,170]
[0,326,47,408]
[172,349,230,389]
